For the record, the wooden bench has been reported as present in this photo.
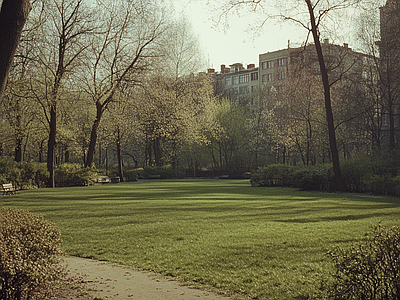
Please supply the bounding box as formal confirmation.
[2,183,16,196]
[97,176,110,183]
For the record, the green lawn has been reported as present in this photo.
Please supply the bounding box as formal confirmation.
[2,179,400,299]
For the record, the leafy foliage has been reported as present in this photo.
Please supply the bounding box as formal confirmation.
[137,165,182,179]
[0,208,64,300]
[4,180,400,300]
[250,164,296,187]
[293,165,333,191]
[0,159,49,188]
[328,225,400,300]
[55,163,98,187]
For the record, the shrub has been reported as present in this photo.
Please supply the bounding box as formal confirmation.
[54,163,81,186]
[293,165,332,191]
[327,225,400,299]
[73,167,98,186]
[124,169,139,182]
[55,164,98,187]
[141,165,182,179]
[0,208,64,300]
[341,157,373,193]
[0,160,49,189]
[33,163,49,188]
[363,174,399,196]
[250,164,296,187]
[20,163,49,189]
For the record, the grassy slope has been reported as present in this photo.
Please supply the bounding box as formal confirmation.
[2,179,400,299]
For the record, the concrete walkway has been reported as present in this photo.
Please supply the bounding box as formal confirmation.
[63,256,236,300]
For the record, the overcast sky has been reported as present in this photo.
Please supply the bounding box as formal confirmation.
[172,1,311,72]
[171,0,386,73]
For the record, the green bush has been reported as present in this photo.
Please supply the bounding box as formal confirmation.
[328,225,400,299]
[20,163,49,189]
[293,165,332,191]
[54,163,80,186]
[55,164,98,187]
[251,164,296,187]
[0,160,49,189]
[341,157,373,193]
[33,163,49,188]
[124,169,139,182]
[0,207,64,300]
[141,165,181,179]
[363,174,399,196]
[73,167,98,186]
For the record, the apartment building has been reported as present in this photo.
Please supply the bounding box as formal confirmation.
[214,40,373,108]
[213,63,259,106]
[378,0,400,150]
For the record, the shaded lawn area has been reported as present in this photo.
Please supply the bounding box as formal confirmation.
[2,179,400,299]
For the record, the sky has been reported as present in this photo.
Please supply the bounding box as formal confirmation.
[172,0,386,73]
[172,0,310,72]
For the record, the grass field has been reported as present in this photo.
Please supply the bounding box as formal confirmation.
[2,179,400,299]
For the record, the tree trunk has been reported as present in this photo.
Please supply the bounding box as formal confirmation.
[154,137,162,167]
[0,0,32,100]
[116,127,124,182]
[14,138,22,162]
[86,101,103,167]
[306,0,344,191]
[47,105,56,187]
[65,150,70,163]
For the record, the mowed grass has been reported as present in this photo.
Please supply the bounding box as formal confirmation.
[2,179,400,299]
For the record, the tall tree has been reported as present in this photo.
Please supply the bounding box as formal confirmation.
[378,0,400,152]
[0,0,31,100]
[213,0,364,190]
[82,0,166,167]
[136,73,216,168]
[29,0,94,187]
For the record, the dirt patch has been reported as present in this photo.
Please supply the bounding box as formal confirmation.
[56,256,236,300]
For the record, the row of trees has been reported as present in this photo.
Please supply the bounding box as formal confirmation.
[1,0,220,185]
[1,0,399,189]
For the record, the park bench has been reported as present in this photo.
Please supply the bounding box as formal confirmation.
[97,176,111,183]
[219,175,229,179]
[148,174,161,179]
[2,183,17,196]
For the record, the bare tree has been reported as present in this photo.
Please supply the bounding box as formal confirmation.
[213,0,365,190]
[29,0,94,187]
[161,17,206,78]
[378,0,400,152]
[82,0,166,168]
[0,0,31,100]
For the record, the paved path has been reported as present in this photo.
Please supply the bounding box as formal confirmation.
[63,256,236,300]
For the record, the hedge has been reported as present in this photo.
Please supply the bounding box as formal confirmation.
[0,208,64,300]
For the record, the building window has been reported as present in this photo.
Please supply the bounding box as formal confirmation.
[278,71,286,80]
[251,86,257,93]
[276,85,285,93]
[262,74,267,82]
[262,74,273,82]
[233,76,238,85]
[225,77,232,86]
[239,74,249,83]
[262,60,274,69]
[262,62,267,70]
[251,72,258,81]
[278,58,287,66]
[239,86,249,94]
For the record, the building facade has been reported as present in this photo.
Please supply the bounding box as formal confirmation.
[379,0,400,151]
[213,63,259,106]
[214,40,372,108]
